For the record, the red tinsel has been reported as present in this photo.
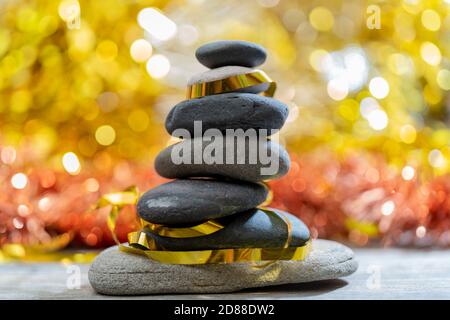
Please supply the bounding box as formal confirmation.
[270,149,449,247]
[2,149,450,249]
[0,161,166,248]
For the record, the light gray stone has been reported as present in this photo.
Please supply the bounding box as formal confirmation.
[195,40,267,69]
[155,138,290,182]
[188,66,270,95]
[88,239,357,295]
[137,179,268,225]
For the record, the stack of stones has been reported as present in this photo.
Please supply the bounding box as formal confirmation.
[136,40,310,254]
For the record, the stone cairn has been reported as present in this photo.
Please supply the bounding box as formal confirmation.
[134,40,310,262]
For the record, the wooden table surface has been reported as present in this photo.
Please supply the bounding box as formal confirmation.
[1,247,450,300]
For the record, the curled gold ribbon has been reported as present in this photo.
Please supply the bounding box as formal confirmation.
[187,70,276,99]
[260,182,273,207]
[252,208,291,268]
[100,184,271,241]
[127,222,220,251]
[96,186,140,245]
[124,208,310,265]
[101,184,311,265]
[0,232,97,264]
[119,241,311,265]
[143,219,224,238]
[124,219,224,251]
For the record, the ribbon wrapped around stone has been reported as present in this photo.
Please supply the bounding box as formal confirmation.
[98,187,311,266]
[122,208,311,266]
[186,69,276,99]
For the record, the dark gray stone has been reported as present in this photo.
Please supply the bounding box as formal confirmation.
[155,138,290,182]
[88,239,358,295]
[196,40,267,69]
[165,93,288,136]
[137,179,268,225]
[141,208,309,251]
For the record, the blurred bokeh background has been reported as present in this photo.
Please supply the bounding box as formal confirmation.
[2,0,450,261]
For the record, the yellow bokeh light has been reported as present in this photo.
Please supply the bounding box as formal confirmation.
[388,53,413,75]
[11,90,32,113]
[137,7,177,41]
[369,77,390,99]
[58,0,80,22]
[309,7,334,32]
[146,54,170,79]
[11,173,28,189]
[309,49,329,72]
[258,0,280,7]
[421,9,440,31]
[437,69,450,90]
[96,40,118,61]
[338,99,359,122]
[130,39,153,63]
[423,84,442,105]
[69,27,96,54]
[402,0,422,15]
[399,124,417,144]
[401,166,415,181]
[360,97,380,119]
[95,125,116,146]
[428,149,446,168]
[128,109,150,132]
[327,78,348,101]
[62,152,81,175]
[431,129,450,148]
[420,42,441,66]
[367,109,388,131]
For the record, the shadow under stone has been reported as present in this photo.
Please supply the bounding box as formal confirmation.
[234,279,349,298]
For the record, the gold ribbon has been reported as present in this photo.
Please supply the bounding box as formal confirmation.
[129,209,289,250]
[260,182,273,207]
[119,241,311,265]
[101,183,311,265]
[143,219,224,238]
[126,219,224,250]
[187,70,277,99]
[120,208,311,265]
[97,186,140,245]
[0,232,97,264]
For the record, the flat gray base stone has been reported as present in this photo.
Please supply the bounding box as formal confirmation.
[88,239,357,295]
